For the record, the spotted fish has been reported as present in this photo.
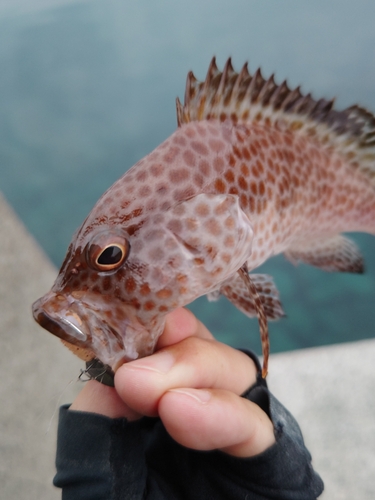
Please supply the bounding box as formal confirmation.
[32,58,375,377]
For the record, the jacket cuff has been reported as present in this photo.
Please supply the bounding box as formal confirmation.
[54,405,147,499]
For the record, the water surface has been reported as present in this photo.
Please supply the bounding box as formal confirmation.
[1,0,374,354]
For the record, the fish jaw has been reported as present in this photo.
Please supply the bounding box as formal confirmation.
[32,291,165,371]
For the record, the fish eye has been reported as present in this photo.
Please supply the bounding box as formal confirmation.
[96,244,126,269]
[87,232,130,272]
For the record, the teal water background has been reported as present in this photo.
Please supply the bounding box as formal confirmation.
[0,0,374,355]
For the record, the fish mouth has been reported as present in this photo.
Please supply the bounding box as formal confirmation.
[32,291,160,371]
[32,295,90,348]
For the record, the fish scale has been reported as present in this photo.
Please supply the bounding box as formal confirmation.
[32,58,375,377]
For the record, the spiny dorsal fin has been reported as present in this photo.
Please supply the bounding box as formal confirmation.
[176,57,375,182]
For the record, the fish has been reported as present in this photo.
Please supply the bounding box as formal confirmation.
[32,58,375,378]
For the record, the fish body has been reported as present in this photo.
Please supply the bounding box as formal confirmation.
[33,59,375,373]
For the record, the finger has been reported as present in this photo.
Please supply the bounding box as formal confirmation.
[156,307,214,350]
[70,380,141,421]
[115,336,257,416]
[158,388,275,457]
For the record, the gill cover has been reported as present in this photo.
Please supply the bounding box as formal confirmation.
[124,193,254,301]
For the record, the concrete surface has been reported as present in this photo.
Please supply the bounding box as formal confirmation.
[0,192,82,500]
[0,190,374,499]
[268,341,375,500]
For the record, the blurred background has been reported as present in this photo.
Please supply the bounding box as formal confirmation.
[1,0,374,354]
[1,2,375,499]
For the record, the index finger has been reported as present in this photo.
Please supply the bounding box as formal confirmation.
[156,308,214,350]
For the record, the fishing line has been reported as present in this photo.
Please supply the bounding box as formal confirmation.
[34,377,78,434]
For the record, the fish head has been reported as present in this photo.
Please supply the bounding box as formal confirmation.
[32,223,168,371]
[33,188,253,371]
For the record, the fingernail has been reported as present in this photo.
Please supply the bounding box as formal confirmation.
[124,351,175,374]
[170,388,211,403]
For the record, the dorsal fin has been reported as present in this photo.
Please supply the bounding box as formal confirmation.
[176,57,375,182]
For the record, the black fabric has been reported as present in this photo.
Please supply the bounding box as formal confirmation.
[54,352,324,500]
[240,349,271,418]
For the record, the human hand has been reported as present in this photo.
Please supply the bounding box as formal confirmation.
[70,308,275,457]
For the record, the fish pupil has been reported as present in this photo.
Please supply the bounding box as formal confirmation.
[97,246,123,265]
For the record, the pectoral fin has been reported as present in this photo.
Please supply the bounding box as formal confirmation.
[284,234,364,273]
[165,193,254,283]
[209,273,284,320]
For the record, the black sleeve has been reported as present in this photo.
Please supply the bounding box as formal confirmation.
[54,357,324,500]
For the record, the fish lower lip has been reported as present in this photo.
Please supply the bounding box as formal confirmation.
[61,316,87,341]
[32,300,88,345]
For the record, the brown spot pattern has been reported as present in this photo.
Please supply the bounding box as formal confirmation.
[45,112,375,372]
